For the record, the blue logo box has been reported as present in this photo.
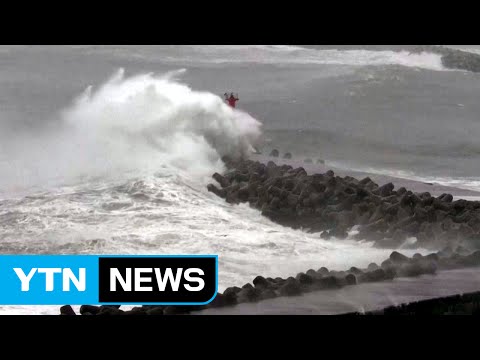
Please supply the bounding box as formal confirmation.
[0,255,218,305]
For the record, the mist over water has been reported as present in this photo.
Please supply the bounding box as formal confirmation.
[74,45,445,70]
[0,45,479,314]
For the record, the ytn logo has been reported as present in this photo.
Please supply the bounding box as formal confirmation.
[13,268,86,292]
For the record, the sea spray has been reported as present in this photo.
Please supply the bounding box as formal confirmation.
[61,68,262,178]
[0,69,262,192]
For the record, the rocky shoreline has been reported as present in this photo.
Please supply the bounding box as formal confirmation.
[207,157,480,251]
[60,248,480,315]
[59,157,480,315]
[411,45,480,73]
[302,45,480,73]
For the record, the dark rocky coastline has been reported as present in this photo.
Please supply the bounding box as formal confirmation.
[59,157,480,315]
[207,156,480,251]
[410,45,480,73]
[61,248,480,315]
[302,45,480,73]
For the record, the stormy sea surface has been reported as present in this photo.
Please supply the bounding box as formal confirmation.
[1,45,480,314]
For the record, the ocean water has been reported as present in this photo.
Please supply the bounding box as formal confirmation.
[0,45,479,314]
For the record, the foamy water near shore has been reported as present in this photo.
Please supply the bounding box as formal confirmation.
[4,155,480,315]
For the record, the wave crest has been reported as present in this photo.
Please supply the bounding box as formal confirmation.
[61,68,262,177]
